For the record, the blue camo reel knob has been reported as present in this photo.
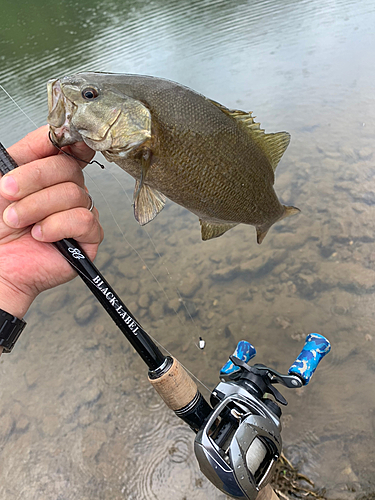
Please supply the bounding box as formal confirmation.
[220,340,256,376]
[288,333,331,385]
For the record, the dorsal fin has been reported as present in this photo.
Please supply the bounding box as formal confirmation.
[208,99,290,171]
[254,131,291,171]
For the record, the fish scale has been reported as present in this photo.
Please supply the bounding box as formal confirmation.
[47,72,299,243]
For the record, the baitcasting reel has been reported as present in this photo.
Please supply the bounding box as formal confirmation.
[194,333,331,500]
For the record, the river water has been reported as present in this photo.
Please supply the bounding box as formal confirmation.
[0,0,375,499]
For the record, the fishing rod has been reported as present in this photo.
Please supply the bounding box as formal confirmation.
[0,142,331,500]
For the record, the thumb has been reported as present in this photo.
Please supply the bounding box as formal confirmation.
[62,141,95,167]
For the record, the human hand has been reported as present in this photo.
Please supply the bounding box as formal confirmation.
[0,125,103,326]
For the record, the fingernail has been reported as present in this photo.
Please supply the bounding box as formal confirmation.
[1,175,18,196]
[4,206,19,226]
[32,224,42,240]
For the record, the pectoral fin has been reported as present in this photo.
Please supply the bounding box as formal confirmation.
[200,220,238,240]
[133,181,166,225]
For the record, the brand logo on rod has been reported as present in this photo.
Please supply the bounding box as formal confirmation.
[68,247,85,260]
[92,275,140,334]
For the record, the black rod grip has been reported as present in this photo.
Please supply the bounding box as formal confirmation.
[0,143,19,173]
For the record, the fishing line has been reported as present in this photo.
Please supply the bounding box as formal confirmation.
[83,169,196,336]
[85,170,178,302]
[141,330,212,396]
[105,165,204,348]
[0,84,39,129]
[79,170,212,393]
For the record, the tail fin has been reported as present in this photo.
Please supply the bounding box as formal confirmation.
[281,205,300,220]
[256,205,300,244]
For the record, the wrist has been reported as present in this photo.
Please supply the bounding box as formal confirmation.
[0,281,34,318]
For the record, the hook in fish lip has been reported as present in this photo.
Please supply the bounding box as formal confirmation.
[48,130,106,169]
[48,129,76,152]
[48,130,82,161]
[48,130,61,149]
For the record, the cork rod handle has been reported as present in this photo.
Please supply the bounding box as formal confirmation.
[148,357,198,411]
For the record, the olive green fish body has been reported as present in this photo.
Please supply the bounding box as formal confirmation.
[47,72,299,242]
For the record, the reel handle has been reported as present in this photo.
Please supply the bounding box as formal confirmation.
[220,340,257,376]
[288,333,331,385]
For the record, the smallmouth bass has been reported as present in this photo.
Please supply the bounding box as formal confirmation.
[47,73,299,242]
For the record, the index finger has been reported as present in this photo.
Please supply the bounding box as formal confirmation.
[7,125,95,169]
[7,125,59,166]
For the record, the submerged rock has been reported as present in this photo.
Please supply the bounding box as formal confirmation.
[164,298,181,314]
[183,300,199,318]
[94,250,113,269]
[319,261,375,293]
[178,274,202,298]
[40,289,70,313]
[357,147,373,161]
[138,292,151,308]
[74,303,98,325]
[210,265,241,281]
[275,316,292,329]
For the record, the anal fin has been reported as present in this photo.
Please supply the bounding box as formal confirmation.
[256,227,269,245]
[133,181,166,225]
[200,220,238,240]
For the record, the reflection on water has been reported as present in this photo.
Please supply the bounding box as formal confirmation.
[1,0,375,498]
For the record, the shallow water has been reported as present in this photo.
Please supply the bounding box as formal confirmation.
[0,0,375,498]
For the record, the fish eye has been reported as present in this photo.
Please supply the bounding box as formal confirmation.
[82,87,99,100]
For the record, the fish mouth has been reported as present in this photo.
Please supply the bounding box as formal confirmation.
[47,79,83,147]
